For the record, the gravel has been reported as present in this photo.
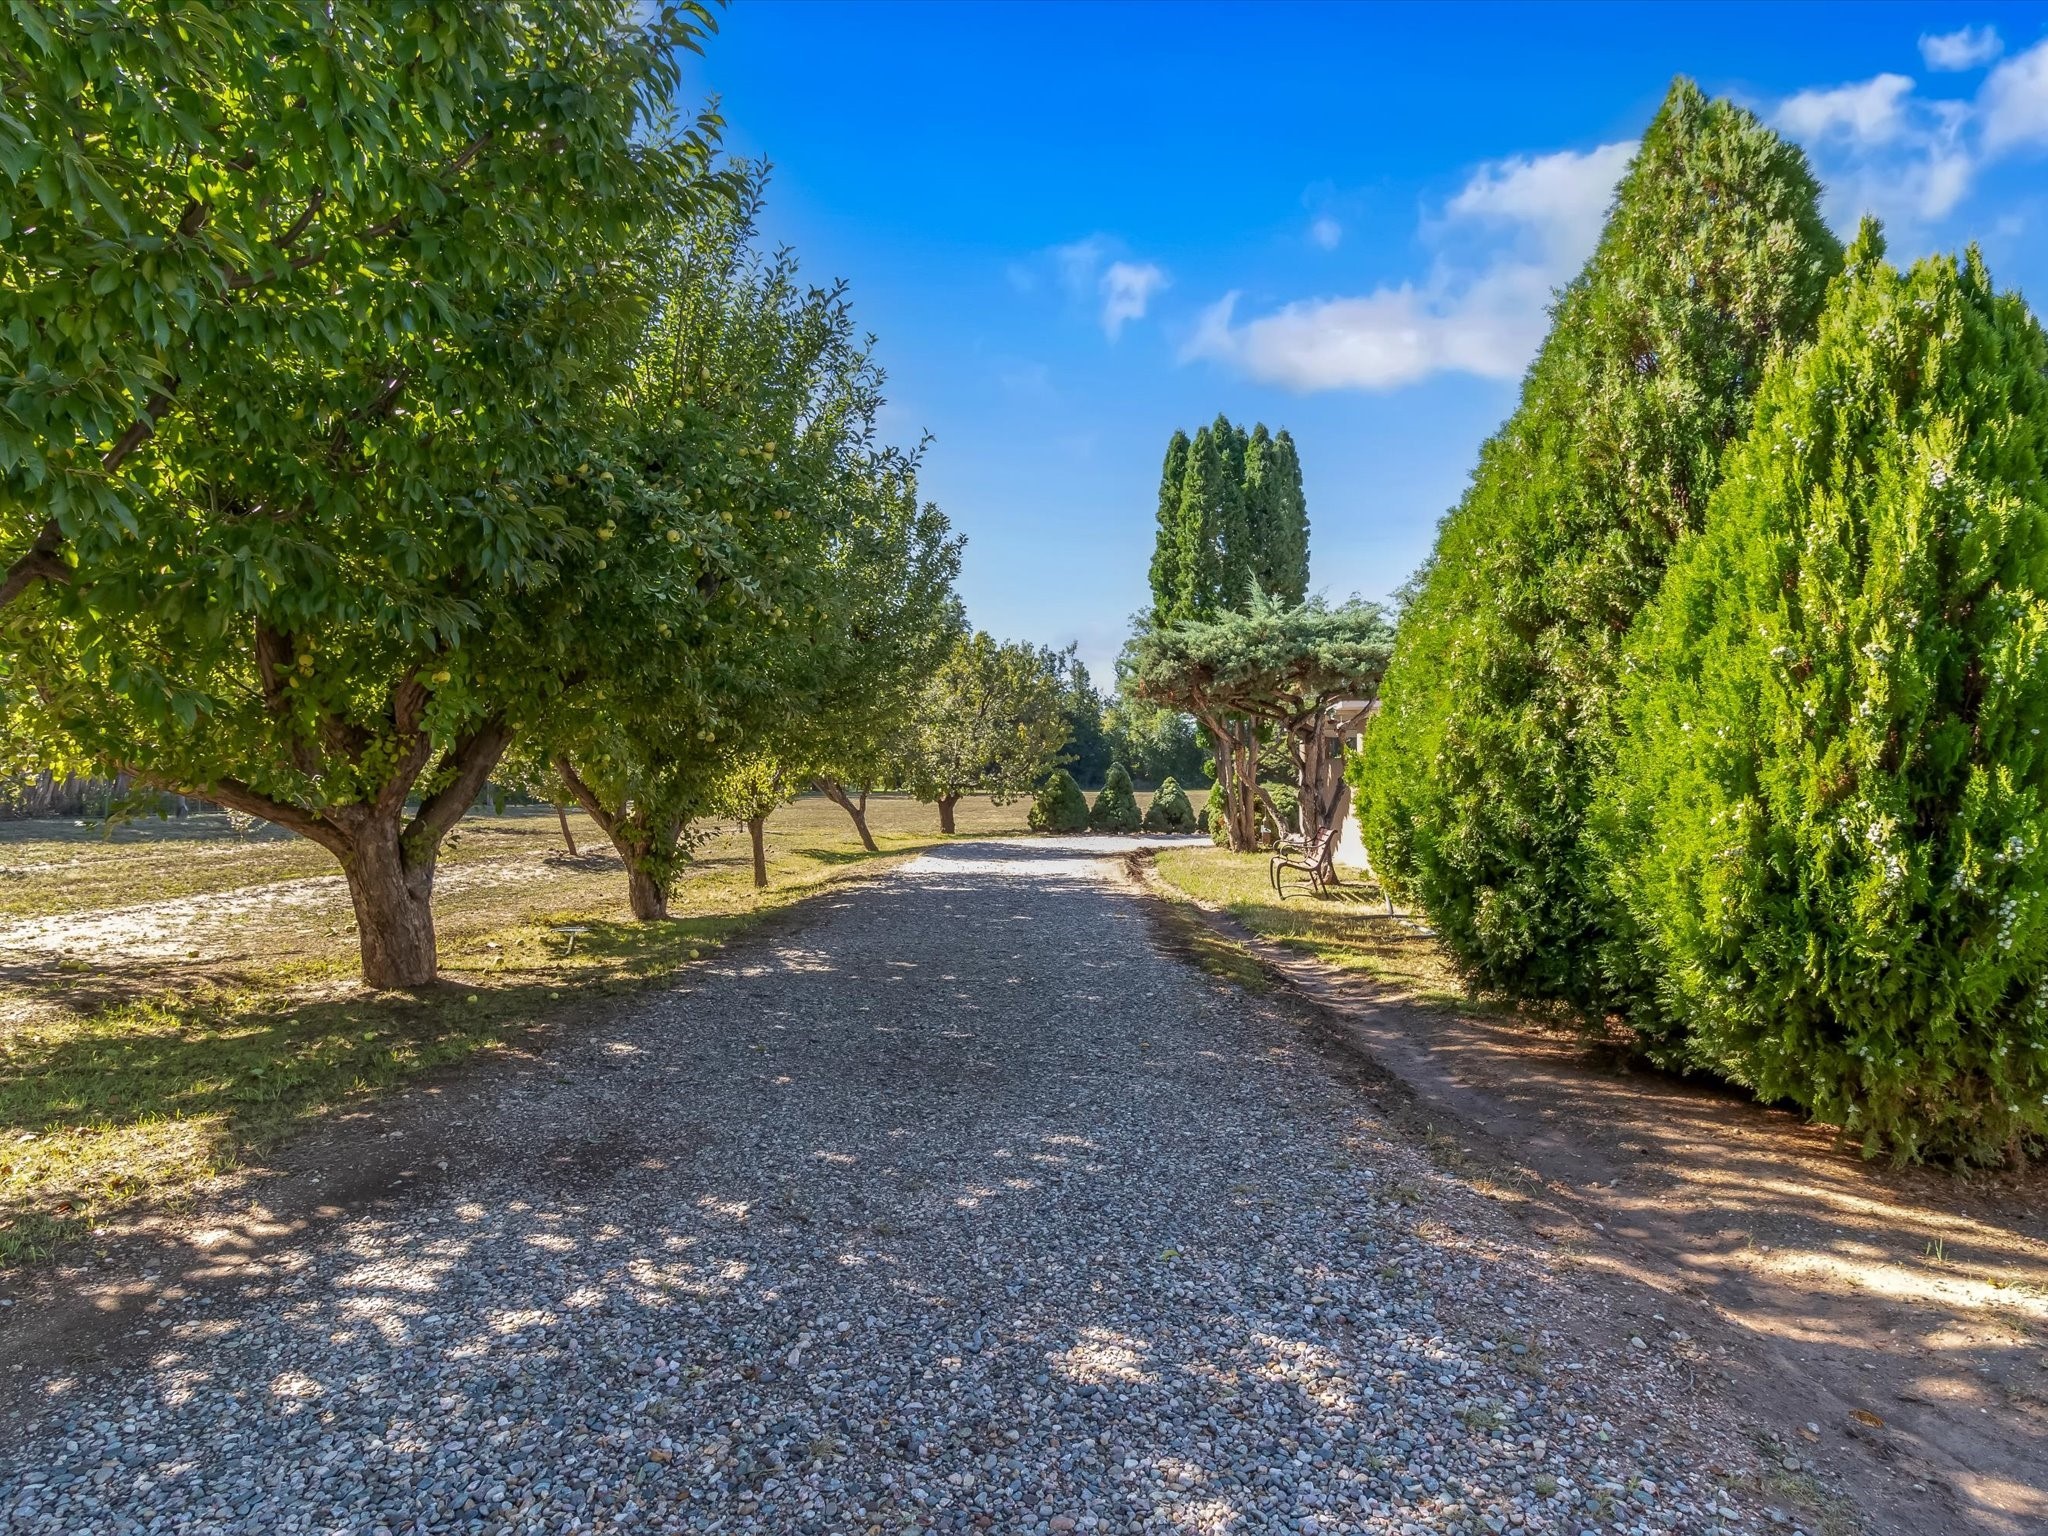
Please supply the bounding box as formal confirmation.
[2,839,1783,1535]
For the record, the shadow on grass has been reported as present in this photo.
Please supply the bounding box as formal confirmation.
[0,883,872,1266]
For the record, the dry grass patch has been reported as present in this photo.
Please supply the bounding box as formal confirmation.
[1150,846,1476,1004]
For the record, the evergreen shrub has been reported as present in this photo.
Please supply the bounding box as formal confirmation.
[1089,762,1142,833]
[1027,769,1090,833]
[1142,776,1196,833]
[1354,78,1842,1006]
[1596,228,2048,1163]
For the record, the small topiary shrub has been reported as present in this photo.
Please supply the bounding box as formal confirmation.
[1142,776,1196,832]
[1088,761,1142,833]
[1028,769,1090,833]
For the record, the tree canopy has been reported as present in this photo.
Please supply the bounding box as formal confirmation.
[1127,593,1393,853]
[897,631,1069,833]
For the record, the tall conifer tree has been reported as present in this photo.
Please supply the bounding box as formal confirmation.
[1149,429,1192,620]
[1354,78,1843,1006]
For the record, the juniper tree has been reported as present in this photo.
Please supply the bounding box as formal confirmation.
[1127,594,1393,861]
[1596,229,2048,1164]
[1353,77,1842,1006]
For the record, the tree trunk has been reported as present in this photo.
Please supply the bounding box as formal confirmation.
[1206,717,1261,853]
[813,778,878,852]
[555,804,578,857]
[937,794,959,835]
[748,816,768,888]
[342,815,439,989]
[625,860,669,921]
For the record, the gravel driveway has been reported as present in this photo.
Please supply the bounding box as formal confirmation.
[3,840,1783,1536]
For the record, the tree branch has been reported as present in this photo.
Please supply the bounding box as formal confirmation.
[405,717,512,855]
[128,768,352,859]
[0,520,68,608]
[102,385,179,474]
[557,756,620,839]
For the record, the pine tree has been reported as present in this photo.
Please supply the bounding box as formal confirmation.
[1596,229,2048,1164]
[1089,761,1143,833]
[1353,77,1842,1006]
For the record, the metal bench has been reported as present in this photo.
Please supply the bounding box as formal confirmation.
[1268,827,1337,900]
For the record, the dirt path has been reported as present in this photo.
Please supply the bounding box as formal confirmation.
[1137,857,2048,1536]
[2,840,1800,1535]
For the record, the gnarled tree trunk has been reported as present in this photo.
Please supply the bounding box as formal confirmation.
[554,757,680,921]
[341,813,441,988]
[624,860,669,921]
[813,777,878,852]
[747,815,768,888]
[147,705,510,988]
[1203,716,1262,852]
[937,793,959,835]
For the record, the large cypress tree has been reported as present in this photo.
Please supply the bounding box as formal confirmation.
[1149,430,1193,620]
[1354,77,1842,1005]
[1595,230,2048,1164]
[1149,416,1308,621]
[1171,425,1229,621]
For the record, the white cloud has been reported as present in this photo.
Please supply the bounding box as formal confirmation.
[1982,38,2048,151]
[1052,235,1114,295]
[1183,141,1633,393]
[1308,214,1343,250]
[1045,235,1169,339]
[1775,74,1916,146]
[1099,260,1168,338]
[1443,141,1636,245]
[1920,25,2003,71]
[1770,42,2048,235]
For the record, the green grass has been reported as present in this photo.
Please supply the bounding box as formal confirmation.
[0,791,1046,1265]
[1149,845,1477,1004]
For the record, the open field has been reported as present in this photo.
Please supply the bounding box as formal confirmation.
[0,792,1123,1264]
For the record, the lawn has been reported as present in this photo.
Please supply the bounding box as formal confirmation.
[1148,844,1477,1005]
[0,791,1055,1264]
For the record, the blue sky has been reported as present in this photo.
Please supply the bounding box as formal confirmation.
[683,2,2048,681]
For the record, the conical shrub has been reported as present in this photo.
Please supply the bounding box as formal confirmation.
[1596,228,2048,1164]
[1354,78,1842,1007]
[1089,761,1142,833]
[1142,775,1196,832]
[1028,768,1090,833]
